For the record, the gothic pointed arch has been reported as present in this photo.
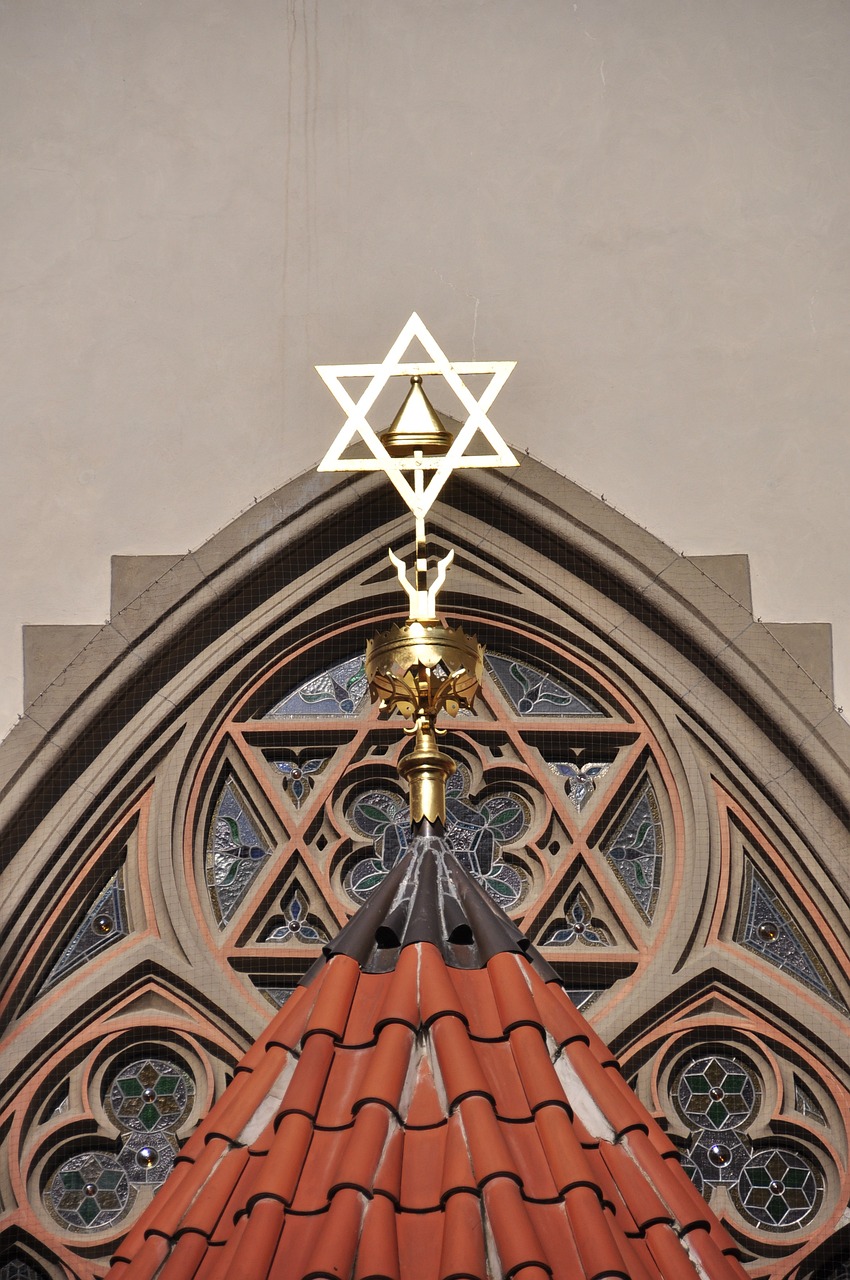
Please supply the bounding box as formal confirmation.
[1,459,849,1276]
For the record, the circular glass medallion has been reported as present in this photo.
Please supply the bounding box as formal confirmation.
[48,1151,129,1231]
[735,1147,822,1231]
[675,1054,758,1131]
[106,1058,194,1133]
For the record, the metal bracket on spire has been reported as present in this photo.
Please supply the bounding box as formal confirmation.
[388,547,454,622]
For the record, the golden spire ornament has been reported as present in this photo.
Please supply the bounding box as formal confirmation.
[316,314,519,824]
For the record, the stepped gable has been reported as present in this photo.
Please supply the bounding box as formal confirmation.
[108,836,748,1280]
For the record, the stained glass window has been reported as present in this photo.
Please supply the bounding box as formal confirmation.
[549,759,612,810]
[736,861,838,1003]
[486,655,606,717]
[670,1048,824,1232]
[734,1149,822,1231]
[602,781,663,921]
[263,656,369,718]
[262,889,330,943]
[105,1059,194,1134]
[538,889,613,947]
[42,868,128,990]
[47,1152,130,1232]
[206,777,273,926]
[344,766,529,908]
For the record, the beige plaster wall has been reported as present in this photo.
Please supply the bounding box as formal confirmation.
[1,0,848,738]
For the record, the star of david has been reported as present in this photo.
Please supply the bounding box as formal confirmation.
[316,313,518,520]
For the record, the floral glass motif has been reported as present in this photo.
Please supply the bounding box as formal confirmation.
[550,760,611,811]
[344,767,528,908]
[603,782,663,922]
[734,1149,822,1231]
[206,778,272,927]
[42,868,128,990]
[263,889,329,944]
[264,656,368,718]
[273,756,327,807]
[48,1151,129,1231]
[539,890,612,947]
[737,861,836,1002]
[106,1059,194,1134]
[486,654,606,717]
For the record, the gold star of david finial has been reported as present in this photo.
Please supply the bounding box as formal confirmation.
[316,313,518,620]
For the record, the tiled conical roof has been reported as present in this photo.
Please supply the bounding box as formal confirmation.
[108,836,748,1280]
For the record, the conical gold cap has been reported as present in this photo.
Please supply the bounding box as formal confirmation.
[380,376,454,457]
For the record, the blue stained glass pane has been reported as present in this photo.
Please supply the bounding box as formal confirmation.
[264,656,369,718]
[737,861,836,1002]
[486,654,606,717]
[206,778,273,927]
[42,867,128,991]
[602,782,663,922]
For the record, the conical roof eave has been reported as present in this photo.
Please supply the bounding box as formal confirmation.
[108,843,749,1280]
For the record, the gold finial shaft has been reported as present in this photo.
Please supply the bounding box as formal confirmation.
[398,719,456,825]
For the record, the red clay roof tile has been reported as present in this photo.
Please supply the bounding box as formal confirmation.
[486,952,545,1033]
[451,966,506,1040]
[438,1190,488,1279]
[499,1120,559,1202]
[396,1207,443,1280]
[356,1022,417,1115]
[418,942,470,1027]
[481,1176,547,1275]
[342,971,396,1046]
[373,1125,404,1203]
[354,1191,401,1280]
[564,1183,633,1279]
[532,1103,599,1195]
[401,1050,445,1129]
[303,952,361,1041]
[400,1122,448,1210]
[439,1114,477,1199]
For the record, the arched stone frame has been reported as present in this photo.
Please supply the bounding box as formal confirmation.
[1,459,850,1275]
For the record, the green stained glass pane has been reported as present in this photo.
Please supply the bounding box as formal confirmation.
[77,1197,99,1226]
[118,1078,143,1097]
[98,1170,122,1189]
[747,1167,771,1187]
[155,1074,179,1095]
[767,1195,786,1222]
[61,1171,84,1190]
[784,1168,807,1188]
[724,1075,747,1093]
[687,1075,710,1094]
[139,1102,159,1130]
[707,1101,728,1126]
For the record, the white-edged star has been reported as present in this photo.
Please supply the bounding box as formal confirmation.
[316,313,518,520]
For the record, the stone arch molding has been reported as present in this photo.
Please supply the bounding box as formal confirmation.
[1,458,850,1275]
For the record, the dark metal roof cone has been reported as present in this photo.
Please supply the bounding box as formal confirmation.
[380,375,455,457]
